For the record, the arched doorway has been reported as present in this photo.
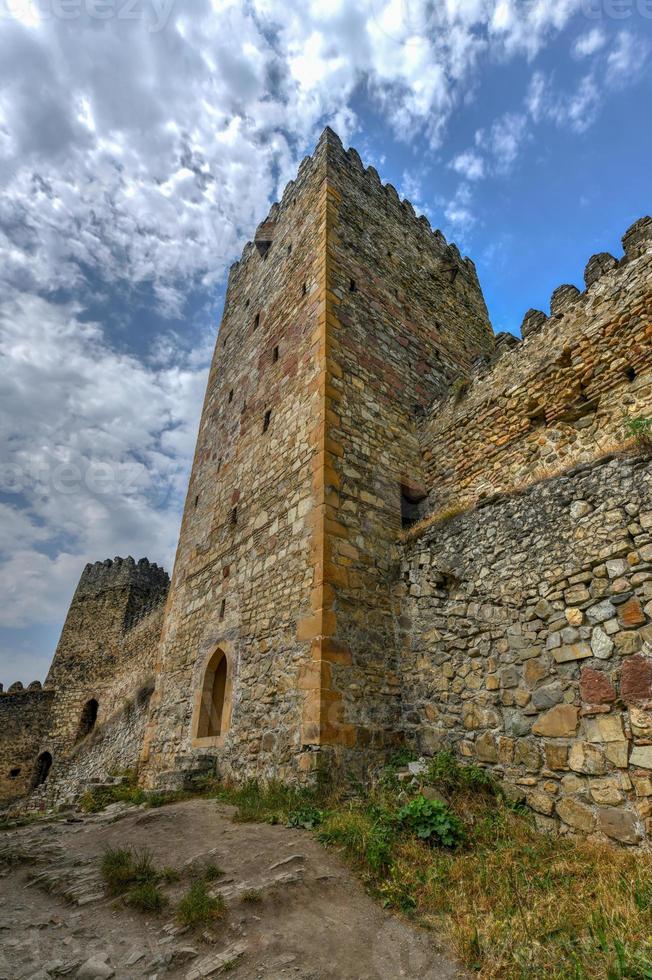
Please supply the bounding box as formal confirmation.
[76,698,99,741]
[196,649,229,738]
[32,752,52,788]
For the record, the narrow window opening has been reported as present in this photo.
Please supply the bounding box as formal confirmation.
[349,278,357,292]
[217,458,222,473]
[32,752,52,789]
[197,650,228,738]
[9,767,20,779]
[228,389,234,403]
[194,494,200,509]
[219,599,226,620]
[245,299,250,308]
[75,698,99,742]
[230,506,238,526]
[254,313,260,330]
[625,367,637,381]
[273,345,279,363]
[302,282,307,296]
[287,244,292,255]
[400,484,428,529]
[263,409,272,433]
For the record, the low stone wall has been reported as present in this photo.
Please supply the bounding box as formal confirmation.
[28,680,154,811]
[0,685,54,804]
[397,453,652,846]
[419,218,652,512]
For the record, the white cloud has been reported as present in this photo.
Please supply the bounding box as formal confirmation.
[573,27,606,59]
[450,149,485,180]
[606,30,650,88]
[0,291,208,630]
[526,70,600,133]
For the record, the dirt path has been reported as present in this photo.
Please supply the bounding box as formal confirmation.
[0,799,466,979]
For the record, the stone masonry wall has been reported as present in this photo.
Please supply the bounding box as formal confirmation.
[0,686,54,803]
[398,454,652,847]
[302,131,494,771]
[419,217,652,512]
[143,133,329,784]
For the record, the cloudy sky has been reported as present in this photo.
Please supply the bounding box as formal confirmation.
[0,0,650,683]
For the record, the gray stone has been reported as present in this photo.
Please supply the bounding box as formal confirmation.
[590,627,614,660]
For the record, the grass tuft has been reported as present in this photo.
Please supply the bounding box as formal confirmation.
[240,888,263,904]
[100,846,167,914]
[177,881,227,929]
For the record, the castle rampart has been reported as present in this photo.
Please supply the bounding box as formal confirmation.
[419,218,652,513]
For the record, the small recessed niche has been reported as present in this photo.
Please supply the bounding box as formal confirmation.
[245,299,250,309]
[263,409,272,433]
[287,244,292,255]
[9,767,20,779]
[349,279,357,292]
[223,565,230,579]
[230,506,238,526]
[302,282,307,296]
[228,389,234,403]
[400,484,428,529]
[254,313,260,330]
[219,598,226,620]
[217,458,222,473]
[273,345,279,363]
[625,367,637,381]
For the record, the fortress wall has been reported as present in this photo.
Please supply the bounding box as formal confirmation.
[0,686,54,804]
[307,133,495,766]
[143,133,331,783]
[44,558,168,759]
[398,454,652,847]
[23,607,164,810]
[419,219,652,512]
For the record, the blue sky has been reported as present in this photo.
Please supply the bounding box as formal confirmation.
[0,0,650,683]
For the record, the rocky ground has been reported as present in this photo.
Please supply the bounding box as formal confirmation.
[0,798,465,979]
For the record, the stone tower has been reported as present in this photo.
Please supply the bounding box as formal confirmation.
[44,557,169,759]
[142,128,493,785]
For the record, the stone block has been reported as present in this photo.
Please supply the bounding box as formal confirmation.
[556,797,596,832]
[553,642,592,664]
[532,704,579,738]
[597,806,641,844]
[580,667,615,706]
[590,627,614,660]
[617,597,646,629]
[630,745,652,769]
[621,654,652,703]
[584,714,625,743]
[569,742,607,775]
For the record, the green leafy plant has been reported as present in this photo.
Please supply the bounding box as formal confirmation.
[397,795,464,848]
[287,805,324,830]
[624,416,652,452]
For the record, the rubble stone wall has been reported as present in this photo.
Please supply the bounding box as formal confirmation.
[0,686,54,803]
[398,454,652,846]
[419,219,652,512]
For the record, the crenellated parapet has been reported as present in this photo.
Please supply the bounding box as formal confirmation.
[516,215,651,344]
[419,215,652,511]
[76,556,169,600]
